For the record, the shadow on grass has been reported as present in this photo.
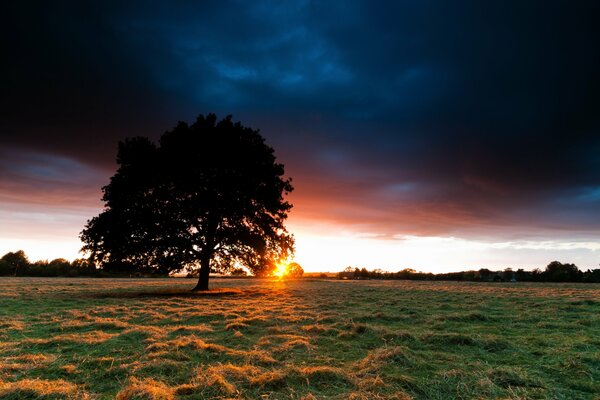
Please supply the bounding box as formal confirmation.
[85,287,273,299]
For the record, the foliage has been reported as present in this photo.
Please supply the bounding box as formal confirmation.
[229,267,248,277]
[543,261,582,282]
[1,278,599,399]
[0,250,28,276]
[80,114,294,289]
[0,251,96,277]
[336,262,600,283]
[286,262,304,278]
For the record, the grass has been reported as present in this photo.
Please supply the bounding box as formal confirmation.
[0,278,599,399]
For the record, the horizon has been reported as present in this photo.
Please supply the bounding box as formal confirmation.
[2,1,600,273]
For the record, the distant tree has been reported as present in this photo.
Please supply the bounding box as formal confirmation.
[478,268,492,281]
[530,268,542,282]
[72,258,95,275]
[396,268,416,280]
[544,261,581,282]
[461,270,477,281]
[583,268,600,283]
[1,250,29,276]
[28,260,48,276]
[337,266,355,280]
[81,114,294,290]
[0,259,12,276]
[371,268,385,279]
[286,262,304,278]
[359,267,370,279]
[515,268,529,282]
[230,267,248,277]
[48,258,72,276]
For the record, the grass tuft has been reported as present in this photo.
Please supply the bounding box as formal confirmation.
[357,346,417,372]
[0,379,82,399]
[487,367,542,389]
[116,377,175,400]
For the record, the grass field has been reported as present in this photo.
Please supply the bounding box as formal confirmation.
[0,278,599,399]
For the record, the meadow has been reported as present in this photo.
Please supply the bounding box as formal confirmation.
[0,278,599,399]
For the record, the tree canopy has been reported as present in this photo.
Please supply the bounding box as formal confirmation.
[80,114,294,290]
[272,261,304,278]
[0,250,28,276]
[285,262,304,278]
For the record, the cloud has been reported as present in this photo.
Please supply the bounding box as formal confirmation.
[0,147,107,208]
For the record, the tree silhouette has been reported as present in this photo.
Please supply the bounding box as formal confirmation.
[81,114,294,290]
[0,250,29,276]
[544,261,582,282]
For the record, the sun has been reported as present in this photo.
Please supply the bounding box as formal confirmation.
[273,262,288,278]
[271,261,304,279]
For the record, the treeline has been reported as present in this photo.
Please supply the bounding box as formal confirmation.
[2,250,600,283]
[337,261,600,283]
[0,250,97,277]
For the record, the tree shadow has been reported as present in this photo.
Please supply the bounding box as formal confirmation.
[84,287,275,299]
[86,288,247,299]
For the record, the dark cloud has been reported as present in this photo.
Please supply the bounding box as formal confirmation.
[2,0,600,241]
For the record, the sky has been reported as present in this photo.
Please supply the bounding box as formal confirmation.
[1,1,600,272]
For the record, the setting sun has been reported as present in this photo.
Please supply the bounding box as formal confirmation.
[273,262,288,278]
[271,262,304,279]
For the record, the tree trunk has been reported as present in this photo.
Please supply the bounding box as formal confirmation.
[192,256,211,291]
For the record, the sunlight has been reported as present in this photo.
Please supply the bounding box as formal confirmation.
[273,262,288,278]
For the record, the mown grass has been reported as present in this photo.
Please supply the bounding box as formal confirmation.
[0,278,599,399]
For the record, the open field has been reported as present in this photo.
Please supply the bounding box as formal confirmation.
[0,278,599,399]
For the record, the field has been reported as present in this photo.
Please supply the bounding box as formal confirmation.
[1,278,599,399]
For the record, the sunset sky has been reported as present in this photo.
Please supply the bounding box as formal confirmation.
[2,1,600,272]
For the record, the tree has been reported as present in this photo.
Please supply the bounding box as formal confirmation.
[71,258,95,275]
[337,266,355,280]
[81,114,294,290]
[230,267,248,277]
[359,267,370,279]
[477,268,492,281]
[544,261,581,282]
[1,250,29,276]
[48,258,72,276]
[286,262,304,278]
[0,259,12,276]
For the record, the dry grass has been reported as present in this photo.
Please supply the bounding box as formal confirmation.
[0,378,84,399]
[116,377,175,400]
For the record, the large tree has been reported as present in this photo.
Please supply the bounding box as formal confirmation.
[81,114,294,290]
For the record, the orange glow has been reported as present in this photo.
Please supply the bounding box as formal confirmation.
[272,262,288,278]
